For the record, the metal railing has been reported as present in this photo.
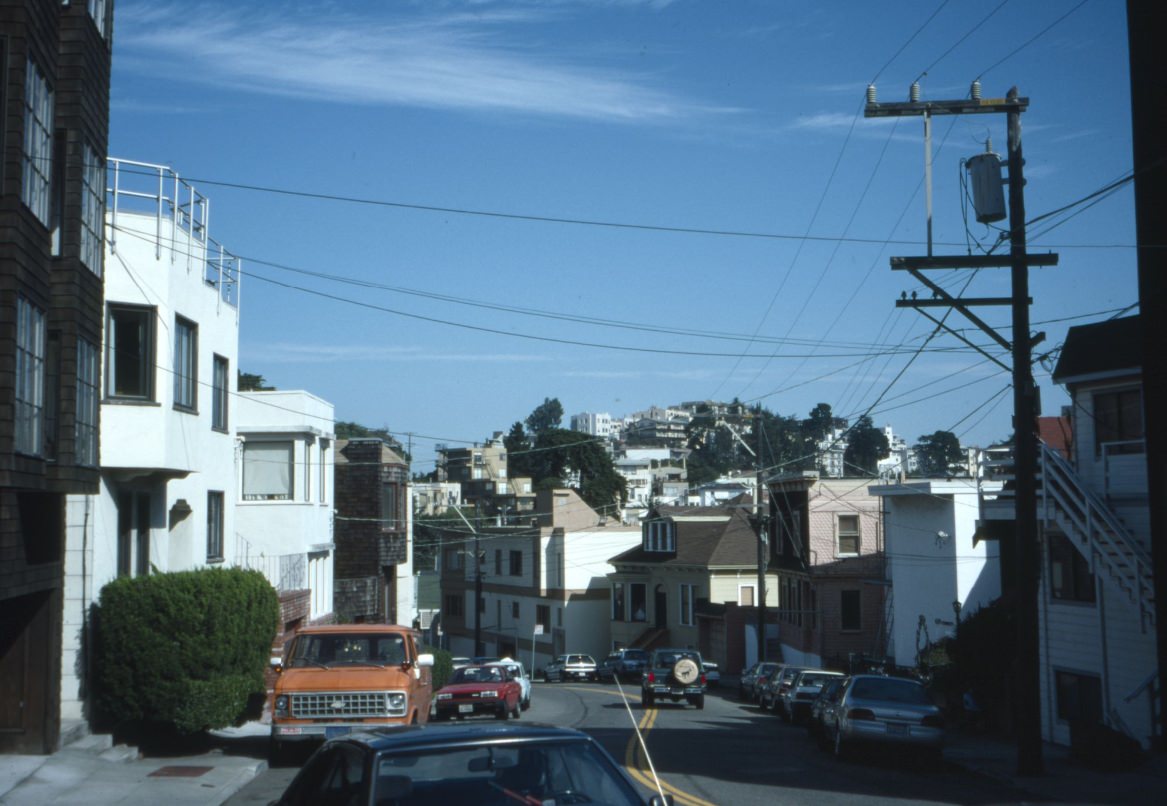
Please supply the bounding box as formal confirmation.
[1040,442,1155,629]
[107,158,241,309]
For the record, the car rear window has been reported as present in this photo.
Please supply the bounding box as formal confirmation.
[850,678,932,704]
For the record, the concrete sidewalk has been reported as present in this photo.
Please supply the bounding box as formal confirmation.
[943,724,1167,805]
[0,722,268,806]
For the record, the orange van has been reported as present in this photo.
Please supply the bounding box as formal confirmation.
[269,624,433,762]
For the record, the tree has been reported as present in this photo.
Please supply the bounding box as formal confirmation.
[517,428,625,513]
[803,403,837,444]
[503,422,531,478]
[843,415,890,476]
[525,398,564,435]
[238,371,274,391]
[334,421,408,460]
[914,430,966,477]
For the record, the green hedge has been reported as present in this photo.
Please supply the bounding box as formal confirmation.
[423,645,454,690]
[93,567,279,734]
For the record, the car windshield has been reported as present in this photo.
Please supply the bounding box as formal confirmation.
[850,678,933,705]
[623,650,648,661]
[452,666,505,684]
[567,655,594,664]
[375,740,643,805]
[798,673,839,687]
[288,634,405,667]
[655,651,699,666]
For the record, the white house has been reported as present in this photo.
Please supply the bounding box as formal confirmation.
[868,479,1002,668]
[440,489,640,671]
[62,160,243,720]
[1038,316,1156,748]
[235,390,336,628]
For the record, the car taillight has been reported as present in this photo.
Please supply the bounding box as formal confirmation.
[921,715,945,728]
[847,708,876,721]
[700,674,706,685]
[647,672,655,683]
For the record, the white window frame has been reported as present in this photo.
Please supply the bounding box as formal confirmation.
[107,304,155,400]
[75,337,99,466]
[242,440,294,501]
[173,316,198,411]
[87,0,109,38]
[679,583,696,627]
[837,514,860,557]
[211,354,229,430]
[80,143,104,274]
[207,490,224,562]
[15,296,46,456]
[644,520,675,553]
[21,58,53,227]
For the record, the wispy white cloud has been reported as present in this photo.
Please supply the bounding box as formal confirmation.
[115,1,730,124]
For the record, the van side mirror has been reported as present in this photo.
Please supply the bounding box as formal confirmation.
[416,653,435,668]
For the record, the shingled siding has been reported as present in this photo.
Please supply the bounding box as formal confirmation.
[335,577,379,621]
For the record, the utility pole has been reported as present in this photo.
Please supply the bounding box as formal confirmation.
[865,83,1055,776]
[754,406,768,664]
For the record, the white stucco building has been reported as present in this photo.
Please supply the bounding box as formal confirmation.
[235,390,336,626]
[869,479,1002,668]
[62,160,243,719]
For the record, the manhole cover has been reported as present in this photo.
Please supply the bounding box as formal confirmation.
[148,765,213,778]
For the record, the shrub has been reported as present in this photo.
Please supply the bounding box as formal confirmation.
[423,645,454,690]
[93,567,279,734]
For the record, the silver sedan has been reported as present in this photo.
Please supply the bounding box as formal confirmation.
[826,674,944,760]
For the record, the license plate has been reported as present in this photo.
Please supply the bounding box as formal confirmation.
[325,727,351,739]
[886,723,908,736]
[458,704,474,714]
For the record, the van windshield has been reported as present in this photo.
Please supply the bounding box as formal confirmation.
[289,634,406,668]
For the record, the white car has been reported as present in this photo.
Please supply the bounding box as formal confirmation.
[487,657,532,711]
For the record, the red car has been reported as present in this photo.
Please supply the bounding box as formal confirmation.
[434,664,522,721]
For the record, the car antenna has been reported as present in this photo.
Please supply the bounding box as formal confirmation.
[611,675,669,803]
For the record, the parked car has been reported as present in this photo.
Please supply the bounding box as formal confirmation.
[544,653,598,682]
[641,648,706,709]
[433,664,522,721]
[762,664,807,714]
[824,674,945,760]
[808,676,848,746]
[272,723,674,806]
[451,656,473,670]
[701,661,721,688]
[597,653,622,683]
[610,648,651,681]
[781,669,846,723]
[487,657,531,711]
[760,665,805,711]
[739,661,781,702]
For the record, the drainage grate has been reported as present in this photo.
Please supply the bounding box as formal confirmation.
[148,765,213,778]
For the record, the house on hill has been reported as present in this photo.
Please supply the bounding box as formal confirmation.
[608,497,779,674]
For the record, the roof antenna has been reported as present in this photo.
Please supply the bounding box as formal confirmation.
[612,675,670,803]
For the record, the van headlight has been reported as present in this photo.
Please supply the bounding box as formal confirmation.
[274,695,289,717]
[387,693,406,711]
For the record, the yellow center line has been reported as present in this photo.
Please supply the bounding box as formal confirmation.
[558,685,716,806]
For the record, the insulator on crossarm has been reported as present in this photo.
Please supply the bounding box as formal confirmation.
[971,79,982,100]
[910,82,921,102]
[866,84,877,104]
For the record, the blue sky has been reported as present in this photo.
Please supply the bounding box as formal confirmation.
[108,1,1137,473]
